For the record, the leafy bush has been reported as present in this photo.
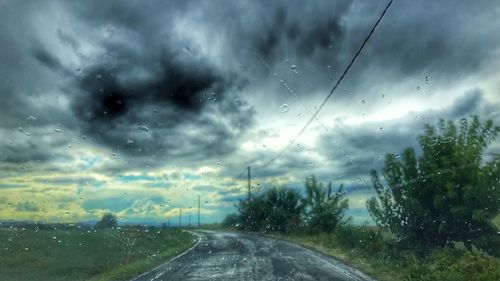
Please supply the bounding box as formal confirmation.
[407,248,500,281]
[333,225,384,254]
[235,186,303,233]
[302,176,350,233]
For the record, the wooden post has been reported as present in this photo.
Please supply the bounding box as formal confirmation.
[247,166,251,201]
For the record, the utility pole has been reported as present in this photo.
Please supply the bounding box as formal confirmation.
[188,207,192,227]
[247,166,251,201]
[198,195,201,227]
[179,208,182,228]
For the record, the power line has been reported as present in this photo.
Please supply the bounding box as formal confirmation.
[259,0,395,169]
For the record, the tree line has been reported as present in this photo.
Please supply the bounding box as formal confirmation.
[223,116,499,256]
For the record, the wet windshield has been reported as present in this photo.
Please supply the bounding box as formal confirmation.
[1,1,499,280]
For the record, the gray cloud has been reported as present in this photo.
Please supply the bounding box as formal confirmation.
[319,89,500,181]
[1,0,500,223]
[16,201,41,212]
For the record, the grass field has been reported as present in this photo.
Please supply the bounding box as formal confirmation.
[0,226,196,281]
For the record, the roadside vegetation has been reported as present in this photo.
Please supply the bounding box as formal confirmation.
[0,215,196,281]
[223,116,500,281]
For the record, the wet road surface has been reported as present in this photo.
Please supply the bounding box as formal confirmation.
[131,230,375,281]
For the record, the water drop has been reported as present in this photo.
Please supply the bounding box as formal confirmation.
[290,64,297,70]
[233,98,241,106]
[361,99,366,104]
[26,116,37,121]
[207,92,217,103]
[441,136,454,144]
[54,129,62,133]
[279,104,290,113]
[138,125,150,132]
[126,139,134,144]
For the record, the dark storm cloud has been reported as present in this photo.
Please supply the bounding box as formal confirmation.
[24,0,256,168]
[246,1,349,60]
[1,0,500,174]
[219,0,500,103]
[359,0,499,77]
[32,47,64,72]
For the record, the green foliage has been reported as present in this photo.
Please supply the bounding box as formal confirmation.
[366,116,500,253]
[221,213,239,228]
[302,176,350,233]
[233,186,303,233]
[95,212,118,229]
[333,224,385,253]
[228,178,352,234]
[406,248,500,281]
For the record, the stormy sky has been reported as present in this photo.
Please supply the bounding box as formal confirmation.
[1,0,499,225]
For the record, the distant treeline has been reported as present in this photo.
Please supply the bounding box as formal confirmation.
[0,219,171,231]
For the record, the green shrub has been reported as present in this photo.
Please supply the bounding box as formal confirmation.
[235,186,303,233]
[333,225,386,257]
[302,176,350,233]
[407,248,500,281]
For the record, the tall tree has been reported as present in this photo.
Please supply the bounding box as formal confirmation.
[367,116,499,253]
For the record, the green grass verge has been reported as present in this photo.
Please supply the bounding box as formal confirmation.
[276,232,500,281]
[0,227,197,281]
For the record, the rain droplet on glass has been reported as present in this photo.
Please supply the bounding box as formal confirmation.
[138,125,150,132]
[280,104,290,113]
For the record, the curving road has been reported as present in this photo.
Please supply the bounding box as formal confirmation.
[131,230,375,281]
